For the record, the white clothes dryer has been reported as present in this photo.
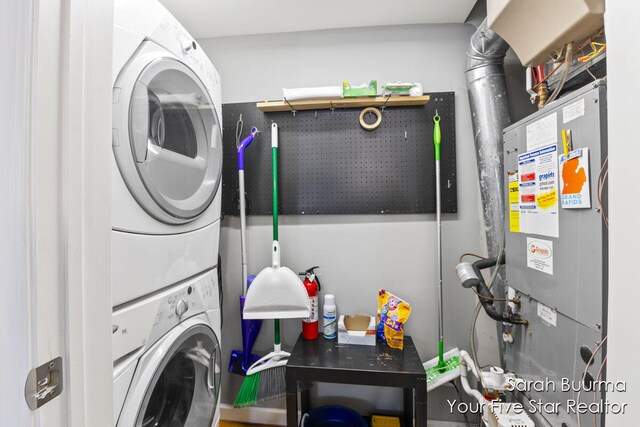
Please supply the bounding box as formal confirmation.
[112,0,223,306]
[113,269,222,426]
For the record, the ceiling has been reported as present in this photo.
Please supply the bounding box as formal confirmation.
[159,0,477,39]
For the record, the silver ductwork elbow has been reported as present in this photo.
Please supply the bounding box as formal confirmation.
[466,18,511,259]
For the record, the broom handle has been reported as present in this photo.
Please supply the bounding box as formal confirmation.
[239,170,249,293]
[434,113,444,364]
[272,123,281,348]
[272,123,279,242]
[238,128,258,295]
[437,158,443,363]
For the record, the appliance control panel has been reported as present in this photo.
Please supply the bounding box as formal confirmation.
[112,268,219,362]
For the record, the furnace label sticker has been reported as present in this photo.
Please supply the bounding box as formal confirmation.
[518,145,560,237]
[537,301,557,327]
[508,172,520,233]
[562,98,585,124]
[527,237,554,275]
[526,113,558,151]
[537,189,558,210]
[559,148,591,209]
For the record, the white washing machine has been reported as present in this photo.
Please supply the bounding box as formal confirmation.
[113,269,222,426]
[112,0,223,306]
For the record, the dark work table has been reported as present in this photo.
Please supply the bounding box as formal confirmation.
[285,334,426,426]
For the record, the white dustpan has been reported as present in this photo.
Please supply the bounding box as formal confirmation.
[243,123,310,320]
[243,241,310,319]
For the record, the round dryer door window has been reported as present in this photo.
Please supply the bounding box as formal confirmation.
[136,324,221,427]
[127,58,222,221]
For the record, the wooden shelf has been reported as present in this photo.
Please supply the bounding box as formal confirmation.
[256,95,430,112]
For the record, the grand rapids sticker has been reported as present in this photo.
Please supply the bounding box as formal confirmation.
[527,237,553,275]
[559,148,591,209]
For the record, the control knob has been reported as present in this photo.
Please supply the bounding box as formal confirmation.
[175,299,188,317]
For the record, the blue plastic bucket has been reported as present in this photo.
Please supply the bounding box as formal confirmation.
[300,405,368,427]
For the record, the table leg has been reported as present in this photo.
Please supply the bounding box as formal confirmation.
[403,388,414,426]
[300,385,310,416]
[286,372,298,427]
[414,382,427,427]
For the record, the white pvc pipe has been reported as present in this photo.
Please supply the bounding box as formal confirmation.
[460,366,487,406]
[458,350,486,406]
[460,350,482,379]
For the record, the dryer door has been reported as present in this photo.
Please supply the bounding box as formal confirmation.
[119,56,222,222]
[136,324,221,427]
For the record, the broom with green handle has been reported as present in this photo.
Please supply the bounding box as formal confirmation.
[424,111,461,391]
[234,122,301,407]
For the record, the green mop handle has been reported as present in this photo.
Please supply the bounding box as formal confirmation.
[433,113,441,161]
[274,319,280,346]
[272,122,281,346]
[272,123,279,242]
[433,112,444,365]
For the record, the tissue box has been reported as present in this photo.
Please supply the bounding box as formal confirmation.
[337,314,376,346]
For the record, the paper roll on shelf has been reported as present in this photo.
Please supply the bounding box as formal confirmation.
[282,86,343,101]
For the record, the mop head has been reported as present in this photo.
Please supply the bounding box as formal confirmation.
[424,348,462,392]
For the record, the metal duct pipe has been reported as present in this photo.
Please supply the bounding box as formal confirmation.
[466,18,511,259]
[466,18,512,366]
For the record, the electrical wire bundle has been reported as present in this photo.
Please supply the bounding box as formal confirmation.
[598,156,609,228]
[577,336,608,427]
[532,29,606,108]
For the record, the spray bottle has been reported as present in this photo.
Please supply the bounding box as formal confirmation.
[299,266,321,340]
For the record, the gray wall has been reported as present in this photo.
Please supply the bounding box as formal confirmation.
[199,23,527,421]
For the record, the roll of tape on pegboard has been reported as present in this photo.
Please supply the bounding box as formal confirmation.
[359,107,382,131]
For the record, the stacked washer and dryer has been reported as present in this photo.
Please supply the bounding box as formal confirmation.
[111,1,224,425]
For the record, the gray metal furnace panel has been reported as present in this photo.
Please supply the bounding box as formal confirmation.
[504,295,605,427]
[503,81,608,330]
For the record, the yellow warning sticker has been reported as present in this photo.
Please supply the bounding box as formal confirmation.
[510,210,520,233]
[508,173,520,233]
[537,189,558,210]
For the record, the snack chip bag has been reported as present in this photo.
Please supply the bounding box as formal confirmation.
[377,290,411,349]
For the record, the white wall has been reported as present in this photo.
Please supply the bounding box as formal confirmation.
[1,0,35,425]
[200,23,519,421]
[605,2,640,425]
[1,0,114,425]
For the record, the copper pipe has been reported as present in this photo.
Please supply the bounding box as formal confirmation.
[536,82,549,109]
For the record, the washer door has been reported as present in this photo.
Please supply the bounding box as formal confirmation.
[136,324,221,427]
[119,56,222,222]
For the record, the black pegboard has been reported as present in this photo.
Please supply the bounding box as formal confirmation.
[221,92,456,215]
